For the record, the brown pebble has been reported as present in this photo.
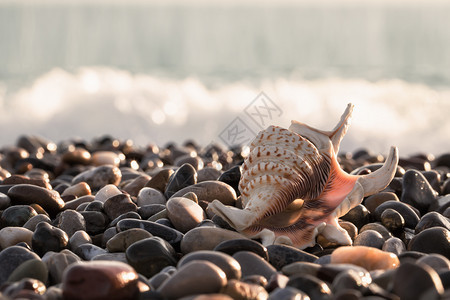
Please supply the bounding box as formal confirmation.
[61,182,91,197]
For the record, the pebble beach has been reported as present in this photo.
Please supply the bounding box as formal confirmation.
[0,134,449,300]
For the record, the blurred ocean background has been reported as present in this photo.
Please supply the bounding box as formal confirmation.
[0,0,449,155]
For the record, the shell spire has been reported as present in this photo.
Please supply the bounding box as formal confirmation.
[208,103,398,248]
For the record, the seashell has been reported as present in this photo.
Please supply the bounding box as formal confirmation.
[209,103,399,249]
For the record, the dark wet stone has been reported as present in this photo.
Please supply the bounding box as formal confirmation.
[109,211,141,227]
[2,174,50,189]
[401,170,438,214]
[435,153,450,169]
[443,179,450,195]
[72,165,122,191]
[126,237,178,278]
[317,264,371,284]
[218,165,241,196]
[155,218,174,228]
[164,163,197,198]
[157,261,227,300]
[221,279,269,300]
[392,262,444,300]
[62,261,139,300]
[137,187,166,206]
[138,204,166,219]
[287,274,332,300]
[381,208,405,232]
[79,211,109,235]
[360,223,392,241]
[64,195,94,211]
[0,192,11,210]
[7,184,65,216]
[61,147,91,165]
[0,245,40,285]
[382,237,405,255]
[148,272,171,290]
[422,170,442,194]
[171,181,237,206]
[265,273,289,292]
[84,200,104,212]
[354,230,384,248]
[117,219,183,250]
[32,222,69,257]
[241,274,268,287]
[103,194,137,220]
[338,221,358,241]
[232,251,277,281]
[68,230,92,252]
[417,254,450,273]
[333,289,362,300]
[408,227,450,259]
[268,286,310,300]
[267,244,318,270]
[430,195,450,214]
[7,258,48,284]
[54,209,86,237]
[211,215,236,231]
[174,155,203,171]
[74,244,107,260]
[374,200,420,229]
[145,168,174,193]
[331,269,370,293]
[281,261,321,277]
[397,251,426,265]
[415,211,450,234]
[178,250,241,280]
[122,174,151,197]
[340,204,371,230]
[1,205,37,227]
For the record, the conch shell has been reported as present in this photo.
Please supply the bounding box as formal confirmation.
[209,103,399,249]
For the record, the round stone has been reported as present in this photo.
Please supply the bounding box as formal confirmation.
[7,258,48,284]
[267,244,318,270]
[392,262,444,300]
[218,165,241,196]
[354,230,385,249]
[42,249,81,284]
[106,228,152,252]
[166,197,206,233]
[331,269,370,293]
[374,200,420,229]
[164,163,197,198]
[62,261,139,300]
[232,251,277,281]
[54,210,86,237]
[0,192,11,210]
[92,252,128,264]
[359,223,392,241]
[197,167,222,182]
[62,147,91,165]
[268,287,310,300]
[417,254,450,273]
[286,274,332,300]
[94,184,122,203]
[317,263,371,285]
[72,166,122,192]
[0,227,33,249]
[32,222,69,257]
[381,208,405,232]
[178,250,241,280]
[126,237,178,278]
[382,237,406,255]
[79,211,108,235]
[340,204,371,230]
[408,227,450,259]
[281,261,321,277]
[103,194,137,220]
[23,214,52,232]
[1,205,38,227]
[0,246,40,285]
[214,239,269,261]
[137,187,166,206]
[330,246,400,271]
[364,192,399,214]
[221,279,269,300]
[181,227,247,254]
[91,151,122,167]
[170,181,237,206]
[157,261,227,300]
[415,211,450,234]
[117,219,183,250]
[7,184,65,216]
[69,230,92,251]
